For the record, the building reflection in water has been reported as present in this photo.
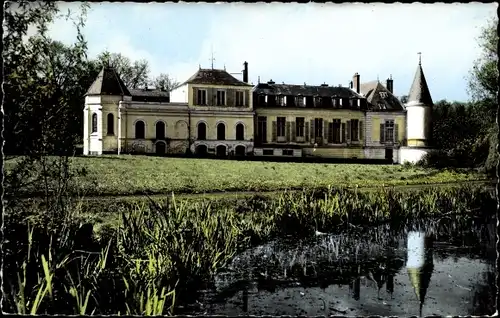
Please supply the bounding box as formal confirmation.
[406,231,434,317]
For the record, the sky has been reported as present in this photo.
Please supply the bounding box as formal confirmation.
[45,2,497,102]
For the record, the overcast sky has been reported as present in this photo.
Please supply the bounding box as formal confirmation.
[47,2,497,102]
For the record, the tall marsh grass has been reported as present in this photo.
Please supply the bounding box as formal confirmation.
[3,185,495,315]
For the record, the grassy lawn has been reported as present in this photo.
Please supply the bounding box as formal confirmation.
[5,155,488,196]
[59,155,487,196]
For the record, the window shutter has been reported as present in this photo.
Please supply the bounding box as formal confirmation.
[341,123,346,143]
[323,120,328,140]
[272,121,277,142]
[291,122,296,142]
[346,120,351,141]
[359,120,364,141]
[310,119,315,141]
[380,123,385,143]
[286,121,291,142]
[194,88,198,105]
[305,122,310,142]
[395,123,399,142]
[328,122,334,143]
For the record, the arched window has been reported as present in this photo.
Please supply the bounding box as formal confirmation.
[197,122,207,140]
[135,120,145,139]
[92,113,98,133]
[236,123,244,141]
[217,123,225,141]
[156,121,165,139]
[107,113,114,135]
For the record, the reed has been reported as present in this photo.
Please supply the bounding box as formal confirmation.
[3,184,494,315]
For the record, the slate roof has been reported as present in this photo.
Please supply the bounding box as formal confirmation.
[130,89,170,102]
[86,66,131,96]
[407,63,433,106]
[181,68,253,87]
[253,83,362,98]
[359,81,405,111]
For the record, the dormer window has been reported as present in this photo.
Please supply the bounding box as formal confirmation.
[277,95,285,106]
[296,96,306,107]
[314,96,322,107]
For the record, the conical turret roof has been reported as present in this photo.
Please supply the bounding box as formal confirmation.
[86,65,131,96]
[407,60,433,107]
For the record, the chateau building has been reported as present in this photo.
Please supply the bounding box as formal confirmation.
[83,58,434,163]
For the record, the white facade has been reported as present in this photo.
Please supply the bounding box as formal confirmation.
[406,104,432,142]
[169,84,189,103]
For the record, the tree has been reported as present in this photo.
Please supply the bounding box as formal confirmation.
[151,73,180,91]
[468,18,498,122]
[4,1,94,155]
[96,51,150,89]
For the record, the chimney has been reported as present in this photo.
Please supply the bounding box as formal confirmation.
[320,82,328,87]
[268,79,275,84]
[243,61,248,83]
[352,72,360,93]
[386,74,394,93]
[349,81,353,89]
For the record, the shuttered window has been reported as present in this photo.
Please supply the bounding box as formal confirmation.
[277,117,286,137]
[332,119,341,144]
[341,123,346,143]
[296,117,305,137]
[351,119,359,142]
[327,122,334,143]
[380,123,385,143]
[257,116,267,143]
[359,120,364,141]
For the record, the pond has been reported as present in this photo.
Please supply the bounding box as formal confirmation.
[179,215,496,316]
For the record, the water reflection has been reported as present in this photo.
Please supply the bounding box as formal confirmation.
[406,231,434,317]
[188,215,496,316]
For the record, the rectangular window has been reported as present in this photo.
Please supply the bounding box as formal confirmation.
[277,95,285,106]
[332,119,341,143]
[296,117,305,137]
[296,96,305,107]
[197,89,207,105]
[216,90,226,106]
[282,149,293,156]
[263,149,274,156]
[258,94,266,105]
[314,96,322,107]
[385,120,395,142]
[257,116,267,143]
[314,118,323,138]
[277,117,286,137]
[351,119,359,141]
[235,91,244,106]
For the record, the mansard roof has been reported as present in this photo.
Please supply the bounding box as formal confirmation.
[253,82,362,98]
[407,63,433,107]
[360,81,405,111]
[86,66,131,96]
[181,68,253,87]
